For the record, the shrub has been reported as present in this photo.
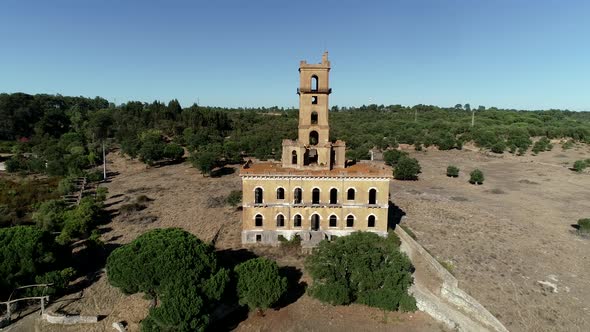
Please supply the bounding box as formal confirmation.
[446,165,459,178]
[225,190,242,207]
[532,137,553,154]
[383,150,409,166]
[234,257,287,312]
[57,177,76,195]
[191,150,219,176]
[573,160,588,172]
[394,157,421,180]
[469,169,485,185]
[561,139,574,150]
[32,199,68,232]
[578,218,590,233]
[163,143,184,161]
[56,197,102,245]
[306,232,416,312]
[490,140,506,154]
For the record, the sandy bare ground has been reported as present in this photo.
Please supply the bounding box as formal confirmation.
[394,143,590,332]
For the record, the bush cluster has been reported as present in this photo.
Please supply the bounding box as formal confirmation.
[469,169,485,185]
[573,159,590,172]
[446,165,459,177]
[305,232,417,312]
[394,157,421,180]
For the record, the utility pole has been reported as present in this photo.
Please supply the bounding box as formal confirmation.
[414,109,418,122]
[102,141,106,181]
[471,110,475,127]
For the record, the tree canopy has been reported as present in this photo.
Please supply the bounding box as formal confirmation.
[234,257,287,311]
[305,232,417,312]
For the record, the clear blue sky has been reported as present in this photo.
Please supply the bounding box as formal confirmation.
[1,0,589,110]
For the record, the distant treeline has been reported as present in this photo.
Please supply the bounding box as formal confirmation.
[1,93,590,171]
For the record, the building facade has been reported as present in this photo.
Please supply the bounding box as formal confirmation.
[241,52,392,245]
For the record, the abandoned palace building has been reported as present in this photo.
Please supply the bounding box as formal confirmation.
[241,52,391,245]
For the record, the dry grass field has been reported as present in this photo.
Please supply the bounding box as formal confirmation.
[8,143,589,332]
[394,143,590,332]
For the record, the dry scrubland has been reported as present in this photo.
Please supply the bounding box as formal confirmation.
[396,143,590,332]
[11,144,590,332]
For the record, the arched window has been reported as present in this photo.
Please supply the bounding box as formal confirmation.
[312,188,320,204]
[276,214,285,227]
[255,214,263,227]
[347,188,355,200]
[311,214,320,231]
[294,214,302,227]
[369,188,377,204]
[330,188,338,204]
[294,188,302,204]
[255,187,263,204]
[309,131,319,145]
[311,75,318,91]
[368,215,376,228]
[311,111,318,124]
[276,187,285,200]
[291,150,297,165]
[346,215,355,227]
[329,215,337,227]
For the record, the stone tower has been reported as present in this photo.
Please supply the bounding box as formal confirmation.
[281,52,346,170]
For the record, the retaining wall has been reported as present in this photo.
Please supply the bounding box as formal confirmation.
[42,312,98,324]
[395,226,509,332]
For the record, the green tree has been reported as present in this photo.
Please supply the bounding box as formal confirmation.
[32,199,68,232]
[106,228,228,307]
[234,257,287,312]
[163,143,184,161]
[191,150,219,176]
[0,226,67,296]
[383,150,409,166]
[446,165,459,177]
[394,156,421,180]
[306,232,416,312]
[469,169,484,185]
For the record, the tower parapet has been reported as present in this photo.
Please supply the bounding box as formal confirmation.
[282,52,346,170]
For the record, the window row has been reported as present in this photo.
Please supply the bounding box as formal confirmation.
[254,187,378,205]
[254,213,376,229]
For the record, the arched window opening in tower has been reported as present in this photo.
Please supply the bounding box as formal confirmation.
[254,187,263,204]
[311,96,318,104]
[369,188,377,204]
[294,188,302,204]
[312,188,320,204]
[309,130,319,145]
[329,215,337,227]
[294,214,302,227]
[291,150,297,164]
[330,188,338,204]
[347,188,355,200]
[276,187,285,200]
[255,214,263,227]
[311,214,320,231]
[311,75,318,91]
[368,215,376,228]
[304,148,319,165]
[311,111,318,124]
[276,214,285,227]
[346,215,355,227]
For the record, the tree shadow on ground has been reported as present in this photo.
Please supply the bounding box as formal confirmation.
[211,167,236,178]
[153,157,186,168]
[276,266,306,308]
[387,201,406,230]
